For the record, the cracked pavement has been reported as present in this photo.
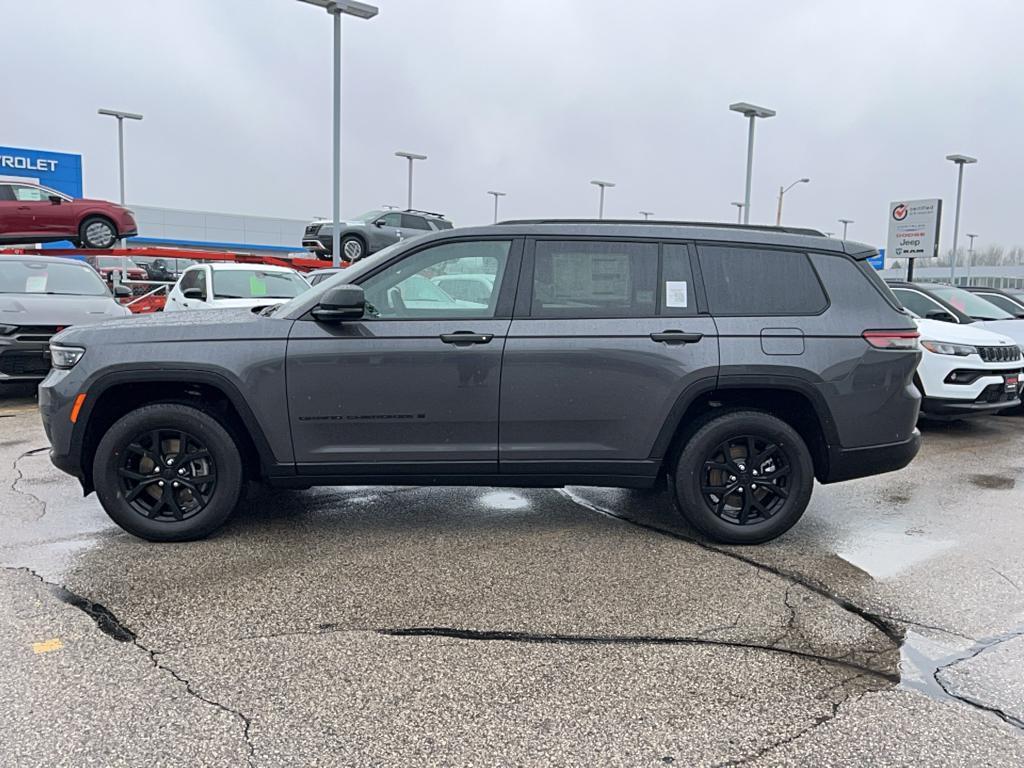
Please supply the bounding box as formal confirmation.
[1,391,1023,766]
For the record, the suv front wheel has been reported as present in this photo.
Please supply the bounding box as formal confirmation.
[93,403,244,542]
[671,410,814,545]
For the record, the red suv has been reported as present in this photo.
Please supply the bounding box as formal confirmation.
[0,181,137,249]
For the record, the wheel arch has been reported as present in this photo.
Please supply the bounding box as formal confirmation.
[74,369,283,493]
[652,377,838,483]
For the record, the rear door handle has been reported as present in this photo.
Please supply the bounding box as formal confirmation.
[17,206,31,210]
[650,330,703,344]
[440,331,494,346]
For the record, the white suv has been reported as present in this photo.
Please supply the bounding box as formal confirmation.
[915,316,1022,418]
[164,263,310,312]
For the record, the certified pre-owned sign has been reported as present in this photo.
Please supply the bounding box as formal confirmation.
[886,198,942,260]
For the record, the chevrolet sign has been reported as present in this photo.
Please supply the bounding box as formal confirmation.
[0,154,58,172]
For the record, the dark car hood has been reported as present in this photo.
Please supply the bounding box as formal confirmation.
[0,294,129,327]
[53,306,292,346]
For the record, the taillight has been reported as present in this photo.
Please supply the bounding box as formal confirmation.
[862,329,920,350]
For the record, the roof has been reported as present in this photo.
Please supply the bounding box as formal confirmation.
[427,220,869,255]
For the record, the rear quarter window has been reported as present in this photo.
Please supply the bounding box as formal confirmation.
[698,246,827,315]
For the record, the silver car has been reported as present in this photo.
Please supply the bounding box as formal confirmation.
[0,255,130,382]
[302,209,453,262]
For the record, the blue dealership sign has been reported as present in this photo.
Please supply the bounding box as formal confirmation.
[866,248,885,270]
[0,145,83,198]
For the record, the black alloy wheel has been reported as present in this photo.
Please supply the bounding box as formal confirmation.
[700,435,791,526]
[118,428,217,522]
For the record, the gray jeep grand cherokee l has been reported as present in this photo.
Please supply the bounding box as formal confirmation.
[39,220,921,544]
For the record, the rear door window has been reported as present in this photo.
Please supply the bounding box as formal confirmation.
[529,240,657,318]
[401,214,431,230]
[697,246,827,315]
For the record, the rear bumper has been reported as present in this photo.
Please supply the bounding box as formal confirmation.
[821,430,921,484]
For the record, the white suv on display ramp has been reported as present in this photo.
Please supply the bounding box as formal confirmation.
[914,316,1022,418]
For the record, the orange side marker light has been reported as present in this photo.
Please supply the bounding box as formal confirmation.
[70,393,87,423]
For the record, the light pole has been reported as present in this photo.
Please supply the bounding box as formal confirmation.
[297,0,379,268]
[590,180,615,219]
[731,201,744,224]
[775,177,809,226]
[966,233,978,281]
[729,102,775,224]
[638,210,654,220]
[487,190,506,224]
[395,151,426,210]
[97,109,143,205]
[838,218,854,239]
[946,154,977,282]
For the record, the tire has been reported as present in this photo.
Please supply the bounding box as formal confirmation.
[80,216,118,249]
[671,410,813,545]
[340,235,365,263]
[93,403,244,542]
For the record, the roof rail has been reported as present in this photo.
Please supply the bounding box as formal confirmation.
[404,208,447,219]
[495,219,825,237]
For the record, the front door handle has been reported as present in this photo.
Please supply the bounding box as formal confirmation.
[650,330,703,344]
[440,331,494,346]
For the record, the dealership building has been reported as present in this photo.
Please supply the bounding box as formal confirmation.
[1,145,308,256]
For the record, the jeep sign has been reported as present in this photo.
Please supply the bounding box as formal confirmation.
[886,198,942,260]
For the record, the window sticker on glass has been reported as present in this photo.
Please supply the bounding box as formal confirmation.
[25,274,48,293]
[665,280,688,308]
[249,274,267,296]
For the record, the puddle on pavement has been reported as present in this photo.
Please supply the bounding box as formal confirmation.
[835,526,953,580]
[1,537,102,583]
[479,491,530,511]
[900,625,1024,729]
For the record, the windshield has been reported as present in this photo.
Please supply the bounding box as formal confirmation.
[0,259,109,296]
[352,210,385,223]
[212,269,309,300]
[928,285,1014,320]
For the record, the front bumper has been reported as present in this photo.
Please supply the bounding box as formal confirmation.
[821,430,921,484]
[0,334,53,381]
[921,394,1020,416]
[302,237,329,254]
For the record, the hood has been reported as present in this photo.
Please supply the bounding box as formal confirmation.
[0,293,130,327]
[915,318,1018,347]
[53,306,291,346]
[210,298,288,310]
[972,319,1024,347]
[77,197,126,209]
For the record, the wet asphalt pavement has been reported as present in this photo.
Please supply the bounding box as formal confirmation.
[2,387,1024,766]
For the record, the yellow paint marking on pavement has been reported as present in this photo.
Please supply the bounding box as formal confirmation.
[32,638,64,654]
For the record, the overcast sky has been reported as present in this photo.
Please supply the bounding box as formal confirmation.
[4,0,1022,249]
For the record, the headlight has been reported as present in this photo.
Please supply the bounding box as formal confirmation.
[920,340,976,356]
[0,324,16,335]
[50,344,86,369]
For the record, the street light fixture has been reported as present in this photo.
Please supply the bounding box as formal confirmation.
[395,151,427,210]
[487,190,506,224]
[590,180,615,219]
[729,102,775,224]
[838,218,854,239]
[638,210,654,220]
[730,201,745,224]
[775,177,809,226]
[97,109,143,205]
[296,0,379,268]
[966,233,979,281]
[946,154,978,282]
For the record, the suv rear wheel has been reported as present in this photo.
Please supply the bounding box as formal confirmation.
[671,410,813,544]
[93,403,244,542]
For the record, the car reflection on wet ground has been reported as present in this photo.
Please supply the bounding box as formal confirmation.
[1,390,1023,766]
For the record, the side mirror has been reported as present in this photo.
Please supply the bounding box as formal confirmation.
[182,287,205,300]
[113,284,132,297]
[312,284,365,323]
[48,195,63,205]
[925,309,955,323]
[373,219,386,228]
